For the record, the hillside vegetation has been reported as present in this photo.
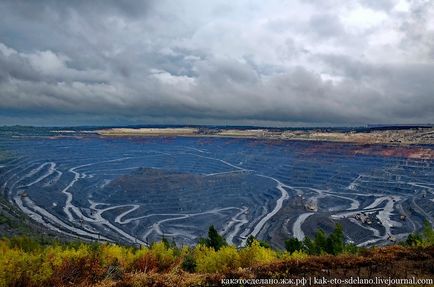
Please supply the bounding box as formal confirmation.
[1,224,434,287]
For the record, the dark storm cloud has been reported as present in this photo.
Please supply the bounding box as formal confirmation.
[0,0,433,126]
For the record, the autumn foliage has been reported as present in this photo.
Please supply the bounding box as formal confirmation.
[0,224,434,286]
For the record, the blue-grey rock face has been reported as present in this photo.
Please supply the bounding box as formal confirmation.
[0,130,433,248]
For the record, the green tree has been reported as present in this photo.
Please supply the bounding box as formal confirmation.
[200,225,227,251]
[405,233,422,247]
[302,237,314,255]
[284,238,303,254]
[422,220,434,244]
[313,229,327,255]
[326,224,345,255]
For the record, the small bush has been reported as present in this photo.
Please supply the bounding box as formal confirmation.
[239,240,277,267]
[132,249,158,273]
[181,253,197,272]
[194,244,240,273]
[404,220,434,247]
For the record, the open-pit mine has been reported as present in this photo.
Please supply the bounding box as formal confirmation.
[0,126,433,249]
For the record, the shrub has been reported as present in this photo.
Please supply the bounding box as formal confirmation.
[7,235,42,252]
[194,244,240,273]
[181,253,197,272]
[404,220,434,247]
[100,243,135,269]
[246,235,271,248]
[132,249,158,273]
[49,243,105,285]
[0,247,51,286]
[239,239,277,267]
[153,241,178,271]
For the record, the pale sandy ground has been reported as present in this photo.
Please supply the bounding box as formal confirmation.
[97,128,198,136]
[95,127,434,145]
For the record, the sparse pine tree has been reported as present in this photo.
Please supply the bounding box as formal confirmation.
[284,237,303,254]
[303,236,315,255]
[422,220,434,244]
[314,229,327,255]
[405,233,421,246]
[326,224,345,255]
[206,225,227,251]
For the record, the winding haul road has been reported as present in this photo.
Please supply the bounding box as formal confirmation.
[293,213,314,240]
[3,148,297,246]
[1,143,433,248]
[247,175,290,239]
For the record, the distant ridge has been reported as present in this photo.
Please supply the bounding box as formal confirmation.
[366,124,433,131]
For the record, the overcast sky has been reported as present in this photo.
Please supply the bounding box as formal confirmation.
[0,0,433,127]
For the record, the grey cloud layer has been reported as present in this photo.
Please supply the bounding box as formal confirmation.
[0,0,433,126]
